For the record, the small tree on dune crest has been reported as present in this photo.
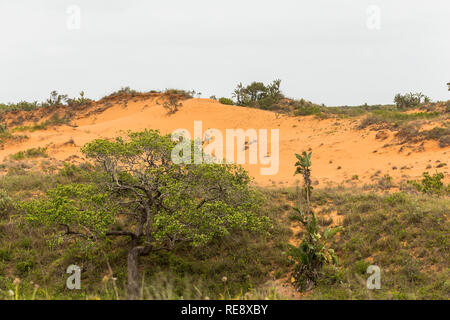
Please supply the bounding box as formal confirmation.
[289,151,342,291]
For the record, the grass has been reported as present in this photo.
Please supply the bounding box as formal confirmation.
[0,161,448,300]
[421,127,450,148]
[0,163,448,300]
[308,187,449,299]
[0,166,292,300]
[358,110,442,129]
[12,114,70,133]
[356,108,449,147]
[0,101,41,114]
[0,130,28,146]
[9,148,48,160]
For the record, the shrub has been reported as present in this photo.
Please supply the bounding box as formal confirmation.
[372,110,439,121]
[103,86,137,99]
[58,163,83,177]
[46,91,68,107]
[10,147,48,160]
[354,259,371,275]
[16,260,35,276]
[163,96,183,115]
[293,105,322,116]
[394,92,430,110]
[0,90,92,115]
[407,172,446,195]
[232,80,284,109]
[438,135,450,147]
[420,127,450,147]
[218,97,234,105]
[12,114,70,133]
[0,189,13,216]
[359,111,440,130]
[163,89,195,99]
[378,174,394,190]
[0,248,12,262]
[66,91,92,107]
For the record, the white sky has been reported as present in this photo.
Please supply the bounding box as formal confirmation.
[1,0,449,106]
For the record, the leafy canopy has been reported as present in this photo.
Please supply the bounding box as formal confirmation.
[22,129,270,248]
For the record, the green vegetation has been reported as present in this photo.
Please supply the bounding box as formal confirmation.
[292,100,323,116]
[20,130,270,299]
[289,152,341,291]
[9,147,48,160]
[394,92,430,110]
[162,96,183,115]
[0,189,13,217]
[232,80,284,110]
[0,85,448,300]
[0,126,12,145]
[219,97,234,105]
[0,126,28,146]
[309,187,449,299]
[359,110,441,129]
[220,82,448,127]
[355,102,449,147]
[407,172,449,195]
[12,114,70,133]
[102,87,195,101]
[0,163,289,300]
[0,91,91,115]
[0,156,448,299]
[421,127,450,148]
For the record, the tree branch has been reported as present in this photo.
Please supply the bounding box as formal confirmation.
[106,230,137,239]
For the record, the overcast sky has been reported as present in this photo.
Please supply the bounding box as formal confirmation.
[1,0,449,106]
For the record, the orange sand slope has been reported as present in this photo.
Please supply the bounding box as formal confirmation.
[1,98,448,186]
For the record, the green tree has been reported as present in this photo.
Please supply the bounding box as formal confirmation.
[46,90,68,107]
[394,92,430,110]
[21,129,269,299]
[232,80,284,108]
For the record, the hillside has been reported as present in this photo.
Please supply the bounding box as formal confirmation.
[1,93,448,186]
[0,92,448,300]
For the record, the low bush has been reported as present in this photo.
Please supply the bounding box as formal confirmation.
[420,127,450,148]
[407,172,448,195]
[10,147,48,160]
[0,189,14,217]
[218,97,234,105]
[293,104,322,116]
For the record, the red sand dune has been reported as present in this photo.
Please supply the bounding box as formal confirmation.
[1,97,448,186]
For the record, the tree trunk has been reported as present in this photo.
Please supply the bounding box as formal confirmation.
[127,247,141,300]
